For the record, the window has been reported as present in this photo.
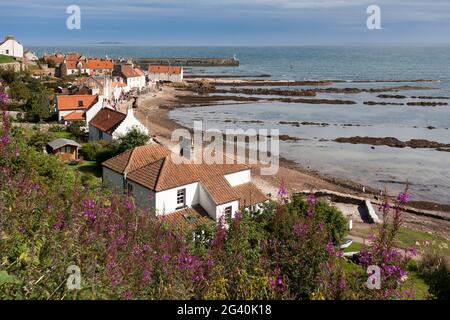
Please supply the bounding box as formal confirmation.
[61,146,71,154]
[177,188,186,208]
[78,100,84,108]
[5,50,9,54]
[224,206,232,218]
[127,183,133,195]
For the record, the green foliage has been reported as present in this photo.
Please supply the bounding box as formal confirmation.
[117,128,150,153]
[8,81,31,102]
[29,129,54,151]
[67,121,87,141]
[0,54,15,64]
[417,248,450,300]
[24,91,52,123]
[284,194,348,244]
[80,140,111,161]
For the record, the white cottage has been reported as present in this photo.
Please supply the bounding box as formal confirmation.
[56,94,103,124]
[0,36,23,59]
[148,65,183,83]
[102,144,267,222]
[89,108,148,142]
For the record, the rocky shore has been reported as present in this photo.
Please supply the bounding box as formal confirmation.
[334,136,450,151]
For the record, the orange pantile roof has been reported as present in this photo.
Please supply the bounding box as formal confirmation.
[65,60,88,70]
[89,108,126,134]
[233,183,268,207]
[149,65,182,74]
[104,144,251,205]
[63,112,85,121]
[134,68,145,76]
[114,65,142,78]
[88,59,114,70]
[160,205,214,232]
[57,95,98,111]
[112,82,127,88]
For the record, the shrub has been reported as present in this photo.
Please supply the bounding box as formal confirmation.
[418,249,450,300]
[80,140,110,161]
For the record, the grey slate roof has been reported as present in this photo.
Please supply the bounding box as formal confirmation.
[47,138,81,150]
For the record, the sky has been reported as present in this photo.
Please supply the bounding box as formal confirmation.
[1,0,450,46]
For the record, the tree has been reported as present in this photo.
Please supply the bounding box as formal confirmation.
[8,81,31,102]
[117,128,149,152]
[26,92,52,122]
[67,121,87,141]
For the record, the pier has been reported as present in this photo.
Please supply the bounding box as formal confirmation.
[133,57,239,68]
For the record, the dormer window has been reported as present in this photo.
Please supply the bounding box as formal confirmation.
[78,100,84,108]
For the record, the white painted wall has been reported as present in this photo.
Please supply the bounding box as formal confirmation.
[85,96,104,124]
[148,70,183,83]
[0,39,23,58]
[216,200,240,222]
[112,109,148,140]
[154,182,200,216]
[198,184,217,219]
[103,167,124,192]
[224,169,251,187]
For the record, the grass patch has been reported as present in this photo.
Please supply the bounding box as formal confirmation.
[52,131,75,140]
[350,224,450,256]
[68,160,101,178]
[0,54,15,64]
[344,242,362,253]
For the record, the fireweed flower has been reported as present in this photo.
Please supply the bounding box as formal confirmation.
[397,192,410,204]
[307,193,316,206]
[277,180,288,199]
[326,242,335,255]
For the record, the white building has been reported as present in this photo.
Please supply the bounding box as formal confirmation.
[112,64,146,91]
[148,65,183,83]
[0,36,23,59]
[56,94,103,124]
[89,108,148,142]
[102,144,267,222]
[60,59,90,77]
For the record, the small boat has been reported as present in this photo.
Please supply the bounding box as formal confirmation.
[340,238,353,249]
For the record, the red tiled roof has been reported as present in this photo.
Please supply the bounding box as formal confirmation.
[134,68,145,76]
[64,60,88,70]
[104,144,251,205]
[233,183,268,207]
[149,65,182,74]
[112,82,127,88]
[89,108,126,134]
[160,205,214,232]
[114,65,142,78]
[57,95,98,111]
[87,59,114,70]
[63,112,85,121]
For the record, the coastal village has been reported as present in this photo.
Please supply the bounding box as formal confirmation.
[1,35,449,255]
[1,33,450,301]
[0,35,268,226]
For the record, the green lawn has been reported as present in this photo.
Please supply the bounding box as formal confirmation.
[350,224,450,257]
[344,242,362,253]
[52,131,75,140]
[66,160,102,187]
[0,54,15,64]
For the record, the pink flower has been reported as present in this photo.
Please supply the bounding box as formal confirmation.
[397,192,410,204]
[307,194,316,206]
[277,180,288,199]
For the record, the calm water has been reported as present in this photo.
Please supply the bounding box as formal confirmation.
[31,46,450,203]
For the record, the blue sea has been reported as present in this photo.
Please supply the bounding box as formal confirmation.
[31,46,450,204]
